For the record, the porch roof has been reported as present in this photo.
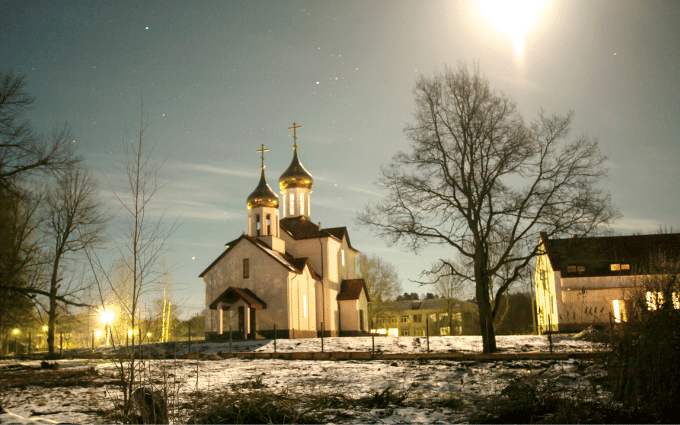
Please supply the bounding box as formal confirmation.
[209,286,267,310]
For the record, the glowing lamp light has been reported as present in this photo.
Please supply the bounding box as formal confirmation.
[128,329,134,337]
[95,330,103,338]
[42,326,48,332]
[100,309,114,324]
[13,328,19,335]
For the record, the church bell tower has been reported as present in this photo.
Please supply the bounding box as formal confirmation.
[246,144,285,253]
[279,122,314,219]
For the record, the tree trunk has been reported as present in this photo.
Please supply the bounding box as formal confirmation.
[476,260,497,353]
[47,257,61,355]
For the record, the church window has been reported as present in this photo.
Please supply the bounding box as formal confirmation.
[255,214,261,236]
[289,193,295,215]
[243,259,249,278]
[299,193,304,215]
[341,249,345,266]
[303,295,308,318]
[266,214,271,235]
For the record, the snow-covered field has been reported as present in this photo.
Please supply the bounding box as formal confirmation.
[0,335,607,424]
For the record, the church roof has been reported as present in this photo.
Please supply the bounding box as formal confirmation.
[280,216,358,251]
[199,234,321,280]
[209,286,267,310]
[246,169,279,209]
[337,279,370,302]
[540,232,680,278]
[279,149,314,191]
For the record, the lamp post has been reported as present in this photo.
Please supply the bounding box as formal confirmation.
[12,328,20,355]
[99,309,114,346]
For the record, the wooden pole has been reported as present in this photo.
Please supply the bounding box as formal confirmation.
[59,332,63,356]
[426,315,430,353]
[371,321,375,355]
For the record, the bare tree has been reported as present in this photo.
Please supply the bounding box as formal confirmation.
[357,254,402,326]
[0,70,77,193]
[84,108,177,418]
[44,164,106,355]
[359,65,618,353]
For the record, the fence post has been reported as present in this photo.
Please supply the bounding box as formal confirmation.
[547,314,553,354]
[59,332,63,356]
[426,315,430,353]
[274,324,277,353]
[371,321,375,355]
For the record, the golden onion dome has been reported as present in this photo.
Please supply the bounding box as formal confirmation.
[247,169,280,209]
[279,149,314,191]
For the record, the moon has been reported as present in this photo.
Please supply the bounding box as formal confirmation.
[478,0,545,55]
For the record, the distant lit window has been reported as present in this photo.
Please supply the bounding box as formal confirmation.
[647,291,663,310]
[414,329,425,336]
[401,329,410,336]
[413,314,422,323]
[389,316,397,324]
[610,264,621,271]
[567,266,576,272]
[622,264,630,270]
[289,193,294,215]
[439,327,450,336]
[612,300,626,323]
[577,266,586,272]
[429,314,437,322]
[401,316,409,323]
[300,193,304,216]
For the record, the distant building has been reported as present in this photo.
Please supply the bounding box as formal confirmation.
[534,232,680,333]
[371,298,478,336]
[200,124,369,339]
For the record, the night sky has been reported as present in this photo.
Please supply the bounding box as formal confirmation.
[2,0,679,317]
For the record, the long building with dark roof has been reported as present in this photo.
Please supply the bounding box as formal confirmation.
[534,232,680,333]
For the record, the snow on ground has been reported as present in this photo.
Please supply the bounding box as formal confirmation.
[0,335,606,424]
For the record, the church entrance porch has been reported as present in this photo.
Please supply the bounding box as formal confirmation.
[209,286,267,340]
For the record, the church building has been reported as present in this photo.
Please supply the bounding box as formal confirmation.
[200,123,369,339]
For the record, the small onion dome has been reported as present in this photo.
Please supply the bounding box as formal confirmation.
[247,169,280,209]
[279,149,314,190]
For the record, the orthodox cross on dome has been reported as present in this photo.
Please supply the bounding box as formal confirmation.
[288,122,302,149]
[257,144,269,170]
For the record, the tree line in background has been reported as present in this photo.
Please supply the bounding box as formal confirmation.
[358,253,534,336]
[0,70,187,368]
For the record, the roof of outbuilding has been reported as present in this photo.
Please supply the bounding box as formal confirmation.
[337,279,370,302]
[540,232,680,277]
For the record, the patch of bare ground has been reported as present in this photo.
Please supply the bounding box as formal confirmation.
[0,364,120,390]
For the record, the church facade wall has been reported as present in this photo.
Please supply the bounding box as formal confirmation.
[287,268,318,335]
[203,241,290,336]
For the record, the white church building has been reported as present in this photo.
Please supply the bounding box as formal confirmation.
[200,124,369,339]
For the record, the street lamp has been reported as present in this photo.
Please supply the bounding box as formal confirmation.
[99,309,114,346]
[12,329,19,355]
